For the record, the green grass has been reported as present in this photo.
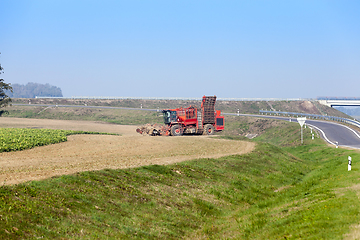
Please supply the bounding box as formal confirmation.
[0,128,114,152]
[220,115,317,147]
[0,143,306,239]
[253,121,318,146]
[229,144,360,239]
[0,137,359,239]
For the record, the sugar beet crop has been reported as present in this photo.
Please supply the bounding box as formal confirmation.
[0,128,101,152]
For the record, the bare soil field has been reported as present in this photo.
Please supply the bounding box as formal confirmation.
[0,118,255,185]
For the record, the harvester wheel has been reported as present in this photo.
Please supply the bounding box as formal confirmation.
[203,124,215,135]
[170,125,183,136]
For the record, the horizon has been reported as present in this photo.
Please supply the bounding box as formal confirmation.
[7,81,360,101]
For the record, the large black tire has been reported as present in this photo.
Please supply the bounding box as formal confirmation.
[203,124,215,135]
[170,125,183,136]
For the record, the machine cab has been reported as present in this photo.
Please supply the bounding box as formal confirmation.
[163,110,177,124]
[215,110,225,131]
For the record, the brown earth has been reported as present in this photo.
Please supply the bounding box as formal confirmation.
[299,101,321,115]
[0,118,255,185]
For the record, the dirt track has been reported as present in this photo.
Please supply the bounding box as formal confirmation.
[0,118,255,185]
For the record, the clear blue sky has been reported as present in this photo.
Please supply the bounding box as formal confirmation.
[1,0,359,98]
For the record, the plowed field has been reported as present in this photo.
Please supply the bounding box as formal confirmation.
[0,118,255,185]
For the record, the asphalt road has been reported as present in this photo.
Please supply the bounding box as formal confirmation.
[306,120,360,149]
[225,113,360,149]
[14,104,360,149]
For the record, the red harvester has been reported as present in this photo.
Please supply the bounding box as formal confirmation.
[136,96,225,136]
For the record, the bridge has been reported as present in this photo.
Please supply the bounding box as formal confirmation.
[318,99,360,107]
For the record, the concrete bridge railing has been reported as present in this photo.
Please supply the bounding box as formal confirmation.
[318,100,360,107]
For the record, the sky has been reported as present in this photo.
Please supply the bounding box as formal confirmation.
[1,0,360,98]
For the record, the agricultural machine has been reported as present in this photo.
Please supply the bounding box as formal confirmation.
[136,96,225,136]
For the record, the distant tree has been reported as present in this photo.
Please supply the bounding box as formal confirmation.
[0,53,13,116]
[6,82,63,98]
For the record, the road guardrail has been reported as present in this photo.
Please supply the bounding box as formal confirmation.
[259,110,360,129]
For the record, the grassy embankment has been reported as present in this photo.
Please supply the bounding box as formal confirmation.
[0,121,360,239]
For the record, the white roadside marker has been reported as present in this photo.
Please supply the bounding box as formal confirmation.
[348,156,352,171]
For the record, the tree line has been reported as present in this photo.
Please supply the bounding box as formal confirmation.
[6,82,63,98]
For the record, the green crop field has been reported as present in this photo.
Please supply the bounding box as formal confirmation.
[0,128,111,153]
